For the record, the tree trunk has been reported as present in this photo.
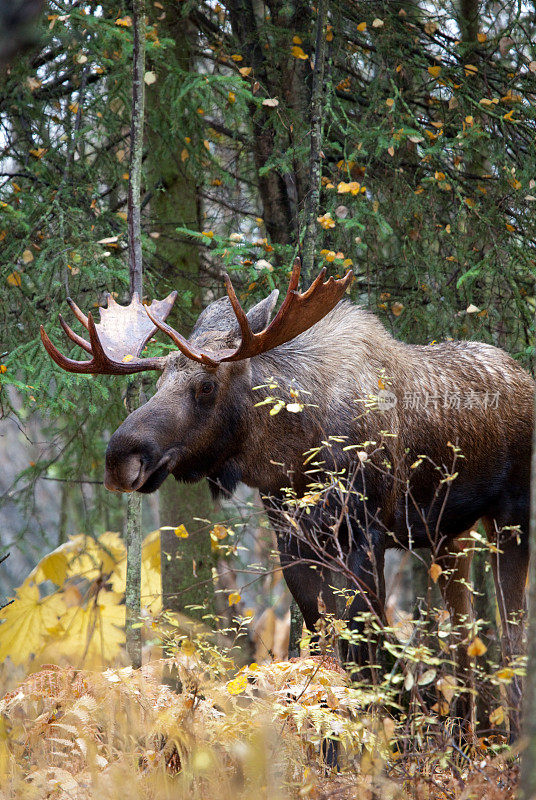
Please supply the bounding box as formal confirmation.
[145,11,216,623]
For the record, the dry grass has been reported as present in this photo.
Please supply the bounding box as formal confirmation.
[0,652,519,800]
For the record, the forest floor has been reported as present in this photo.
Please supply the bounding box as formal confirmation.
[0,654,520,800]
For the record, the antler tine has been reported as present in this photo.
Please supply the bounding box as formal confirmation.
[59,314,92,354]
[144,305,219,368]
[40,325,96,373]
[67,297,89,329]
[223,273,254,349]
[217,257,353,363]
[86,311,113,370]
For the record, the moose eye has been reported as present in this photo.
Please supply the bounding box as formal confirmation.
[198,380,215,398]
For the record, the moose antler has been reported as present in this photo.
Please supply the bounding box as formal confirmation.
[40,291,177,374]
[144,258,353,367]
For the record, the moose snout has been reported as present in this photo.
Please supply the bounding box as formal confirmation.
[104,450,145,492]
[104,426,178,494]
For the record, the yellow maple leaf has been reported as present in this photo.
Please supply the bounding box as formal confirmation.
[0,584,66,664]
[28,549,69,586]
[50,591,126,666]
[429,562,443,583]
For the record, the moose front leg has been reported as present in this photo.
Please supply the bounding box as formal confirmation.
[344,530,386,683]
[276,532,340,634]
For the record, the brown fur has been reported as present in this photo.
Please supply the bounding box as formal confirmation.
[104,296,534,735]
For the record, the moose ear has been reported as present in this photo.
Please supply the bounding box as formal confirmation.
[246,289,279,333]
[191,288,279,338]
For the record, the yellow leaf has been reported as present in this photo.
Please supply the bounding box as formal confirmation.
[429,562,443,583]
[29,148,46,158]
[292,36,302,44]
[203,139,211,150]
[227,674,248,694]
[228,591,241,606]
[30,550,69,585]
[325,27,333,42]
[181,148,189,162]
[428,66,441,78]
[467,636,487,657]
[317,212,335,229]
[228,91,236,103]
[231,54,243,61]
[211,524,229,540]
[477,32,487,43]
[386,97,394,107]
[122,354,133,362]
[464,64,478,76]
[181,639,196,656]
[356,22,367,32]
[489,705,504,726]
[464,197,476,208]
[66,532,125,581]
[0,584,66,664]
[391,302,404,317]
[174,524,189,538]
[239,67,252,77]
[506,222,515,232]
[22,248,34,264]
[496,667,514,682]
[68,102,79,114]
[0,365,6,374]
[50,593,125,666]
[115,16,132,26]
[7,271,22,287]
[291,46,308,60]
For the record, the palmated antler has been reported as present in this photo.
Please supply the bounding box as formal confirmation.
[145,258,353,367]
[40,291,177,374]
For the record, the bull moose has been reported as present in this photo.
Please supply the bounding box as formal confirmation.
[41,259,534,735]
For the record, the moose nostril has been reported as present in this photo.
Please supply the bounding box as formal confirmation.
[104,453,144,492]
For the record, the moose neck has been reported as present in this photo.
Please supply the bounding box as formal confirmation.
[236,302,401,496]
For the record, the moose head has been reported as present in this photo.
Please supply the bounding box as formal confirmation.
[41,259,353,497]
